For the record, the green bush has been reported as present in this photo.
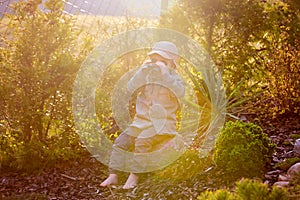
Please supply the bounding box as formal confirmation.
[0,0,88,144]
[0,130,24,170]
[0,0,92,173]
[197,189,235,200]
[289,172,300,198]
[161,0,300,120]
[213,121,275,180]
[1,134,84,174]
[260,40,300,118]
[198,179,288,200]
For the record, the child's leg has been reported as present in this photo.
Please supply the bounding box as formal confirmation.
[121,134,174,189]
[122,173,139,189]
[100,131,136,187]
[100,173,118,187]
[135,134,174,153]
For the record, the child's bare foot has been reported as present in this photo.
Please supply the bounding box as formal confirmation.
[122,173,138,189]
[100,174,118,187]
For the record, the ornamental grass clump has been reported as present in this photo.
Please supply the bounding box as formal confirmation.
[213,121,275,180]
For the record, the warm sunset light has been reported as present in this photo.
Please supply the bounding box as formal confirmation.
[0,0,299,199]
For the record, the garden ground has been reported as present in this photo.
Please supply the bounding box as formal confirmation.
[1,114,299,200]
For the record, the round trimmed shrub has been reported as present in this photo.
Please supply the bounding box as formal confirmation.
[213,120,275,179]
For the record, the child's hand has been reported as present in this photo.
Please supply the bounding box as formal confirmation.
[155,61,170,75]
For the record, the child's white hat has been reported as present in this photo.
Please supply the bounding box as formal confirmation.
[148,41,179,67]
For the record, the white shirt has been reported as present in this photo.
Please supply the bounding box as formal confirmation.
[127,61,185,138]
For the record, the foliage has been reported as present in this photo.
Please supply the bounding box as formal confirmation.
[198,179,288,200]
[289,133,300,141]
[0,0,158,172]
[261,41,299,118]
[161,0,268,90]
[275,157,300,171]
[0,128,84,173]
[252,0,299,118]
[160,0,300,118]
[213,121,275,180]
[198,189,235,200]
[0,0,94,172]
[0,130,23,169]
[289,172,300,198]
[154,148,212,181]
[0,0,85,143]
